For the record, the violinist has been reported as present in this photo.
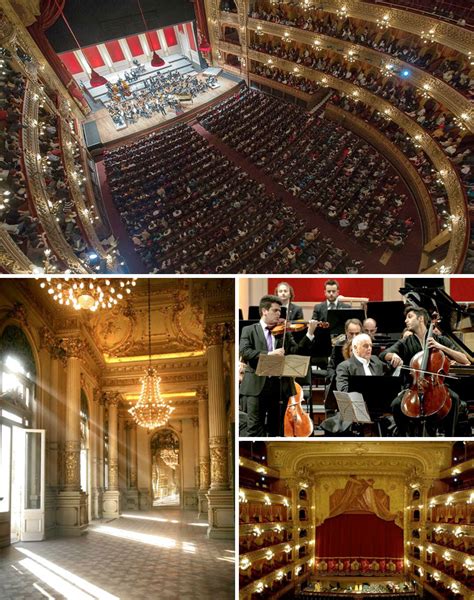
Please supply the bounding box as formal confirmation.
[239,294,318,437]
[274,281,304,321]
[380,307,470,436]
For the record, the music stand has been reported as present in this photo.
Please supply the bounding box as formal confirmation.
[333,391,372,426]
[348,375,403,435]
[256,354,311,436]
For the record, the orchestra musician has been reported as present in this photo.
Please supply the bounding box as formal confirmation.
[336,333,385,392]
[363,318,378,339]
[379,307,470,436]
[239,294,318,436]
[274,281,304,321]
[312,279,350,322]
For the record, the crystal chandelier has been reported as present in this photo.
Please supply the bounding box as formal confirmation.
[39,278,136,311]
[129,280,174,430]
[160,448,179,469]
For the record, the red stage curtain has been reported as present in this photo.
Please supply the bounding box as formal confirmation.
[164,27,177,47]
[104,40,125,62]
[267,278,384,302]
[82,46,104,68]
[192,0,211,44]
[186,22,196,51]
[27,0,89,111]
[38,0,65,30]
[316,513,403,558]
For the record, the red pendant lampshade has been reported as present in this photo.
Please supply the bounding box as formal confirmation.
[89,68,108,87]
[151,51,165,67]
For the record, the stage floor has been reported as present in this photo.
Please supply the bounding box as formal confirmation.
[83,69,240,146]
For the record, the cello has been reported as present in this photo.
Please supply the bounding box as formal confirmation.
[284,381,314,437]
[400,312,452,421]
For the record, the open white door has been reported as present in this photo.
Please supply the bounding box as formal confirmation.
[21,429,45,541]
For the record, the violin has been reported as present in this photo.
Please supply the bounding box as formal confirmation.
[270,319,329,336]
[400,313,451,420]
[284,382,314,437]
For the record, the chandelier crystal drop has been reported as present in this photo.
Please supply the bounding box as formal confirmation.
[39,278,137,311]
[129,280,174,430]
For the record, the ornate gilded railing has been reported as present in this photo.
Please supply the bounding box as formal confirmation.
[0,231,36,273]
[247,18,474,132]
[249,71,317,101]
[248,49,469,273]
[22,81,89,272]
[59,119,111,265]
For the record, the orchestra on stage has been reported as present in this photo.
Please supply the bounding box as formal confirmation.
[239,279,474,438]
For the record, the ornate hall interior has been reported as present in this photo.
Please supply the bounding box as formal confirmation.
[239,440,474,599]
[0,277,235,599]
[0,0,472,275]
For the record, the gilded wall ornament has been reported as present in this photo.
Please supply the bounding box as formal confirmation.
[200,459,211,489]
[63,441,80,487]
[108,459,119,488]
[204,322,227,347]
[61,337,87,359]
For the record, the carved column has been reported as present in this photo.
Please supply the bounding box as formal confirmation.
[205,322,233,539]
[56,338,88,536]
[90,389,101,520]
[123,420,139,510]
[197,386,210,517]
[97,395,105,516]
[102,393,121,518]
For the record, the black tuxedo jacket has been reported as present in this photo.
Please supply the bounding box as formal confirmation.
[312,301,351,322]
[239,322,313,397]
[335,355,385,392]
[282,303,304,321]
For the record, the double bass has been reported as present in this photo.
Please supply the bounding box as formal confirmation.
[400,313,452,420]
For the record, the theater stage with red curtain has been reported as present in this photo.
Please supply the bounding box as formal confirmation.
[315,513,404,576]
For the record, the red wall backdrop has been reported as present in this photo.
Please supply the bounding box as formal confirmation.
[316,513,403,558]
[104,40,125,62]
[60,51,83,74]
[450,278,474,301]
[164,27,178,46]
[186,22,196,50]
[126,36,144,57]
[82,46,104,68]
[267,278,384,302]
[147,31,161,51]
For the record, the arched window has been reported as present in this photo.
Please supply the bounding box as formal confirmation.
[0,325,36,425]
[299,489,307,500]
[151,429,180,507]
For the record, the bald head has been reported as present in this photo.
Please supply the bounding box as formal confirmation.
[363,318,377,339]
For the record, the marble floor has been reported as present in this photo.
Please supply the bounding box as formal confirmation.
[0,509,235,599]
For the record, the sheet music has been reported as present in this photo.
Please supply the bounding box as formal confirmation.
[334,391,372,423]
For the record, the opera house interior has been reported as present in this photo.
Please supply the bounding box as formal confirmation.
[0,0,472,274]
[0,277,235,599]
[239,440,474,600]
[238,276,474,437]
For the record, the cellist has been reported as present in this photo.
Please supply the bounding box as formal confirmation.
[239,294,318,437]
[380,307,470,436]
